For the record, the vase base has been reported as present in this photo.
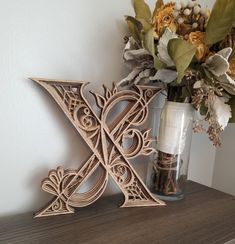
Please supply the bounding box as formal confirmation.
[151,190,184,201]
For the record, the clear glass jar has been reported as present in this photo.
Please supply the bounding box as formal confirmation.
[147,100,194,201]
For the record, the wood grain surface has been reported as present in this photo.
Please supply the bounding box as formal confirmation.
[0,181,234,244]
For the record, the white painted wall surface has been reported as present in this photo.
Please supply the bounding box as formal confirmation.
[188,133,216,186]
[212,124,235,196]
[0,0,217,217]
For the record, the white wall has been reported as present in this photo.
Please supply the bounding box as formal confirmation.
[212,124,235,196]
[0,0,217,217]
[189,133,216,186]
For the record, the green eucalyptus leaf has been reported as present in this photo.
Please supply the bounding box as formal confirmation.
[137,18,152,31]
[133,0,151,22]
[168,38,196,83]
[143,28,166,70]
[126,20,141,42]
[229,97,235,122]
[154,56,166,70]
[152,0,164,19]
[143,27,155,55]
[125,16,143,33]
[205,0,235,45]
[125,16,143,43]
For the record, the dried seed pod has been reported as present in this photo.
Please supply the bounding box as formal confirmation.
[207,123,222,147]
[193,5,201,15]
[192,88,205,110]
[183,8,191,16]
[193,120,206,133]
[175,3,181,11]
[192,22,198,28]
[181,0,188,8]
[178,17,184,24]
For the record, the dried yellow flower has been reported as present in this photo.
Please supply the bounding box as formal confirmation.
[153,3,177,38]
[228,59,235,78]
[188,31,207,60]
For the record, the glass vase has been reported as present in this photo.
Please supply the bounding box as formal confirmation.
[147,100,194,201]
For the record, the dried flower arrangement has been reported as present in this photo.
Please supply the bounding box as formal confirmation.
[118,0,235,147]
[118,0,235,198]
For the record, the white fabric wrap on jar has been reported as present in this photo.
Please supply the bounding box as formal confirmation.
[157,101,194,155]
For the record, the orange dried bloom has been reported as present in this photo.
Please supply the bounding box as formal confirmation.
[188,31,208,60]
[153,3,177,38]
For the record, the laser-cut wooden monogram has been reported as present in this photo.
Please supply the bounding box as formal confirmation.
[32,78,165,218]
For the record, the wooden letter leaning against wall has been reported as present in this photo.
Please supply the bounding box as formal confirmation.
[31,78,165,218]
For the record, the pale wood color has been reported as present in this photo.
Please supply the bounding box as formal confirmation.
[31,78,165,218]
[1,181,235,244]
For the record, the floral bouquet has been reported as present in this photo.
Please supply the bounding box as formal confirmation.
[118,0,235,199]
